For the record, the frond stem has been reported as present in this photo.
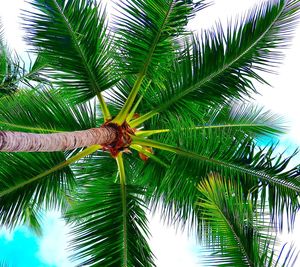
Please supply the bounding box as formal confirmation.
[127,80,152,122]
[113,74,145,124]
[116,153,128,266]
[130,144,169,168]
[136,123,275,137]
[97,93,111,121]
[131,136,300,193]
[129,111,159,128]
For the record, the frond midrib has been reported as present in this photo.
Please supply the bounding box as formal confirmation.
[116,154,128,266]
[0,145,100,197]
[140,1,175,75]
[132,137,300,193]
[51,0,102,94]
[136,122,281,137]
[215,203,254,266]
[114,0,177,124]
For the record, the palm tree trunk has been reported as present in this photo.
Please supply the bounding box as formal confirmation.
[0,126,118,152]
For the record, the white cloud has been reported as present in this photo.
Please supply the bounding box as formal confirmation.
[148,211,201,267]
[188,0,270,31]
[0,227,14,241]
[37,211,73,267]
[0,0,29,53]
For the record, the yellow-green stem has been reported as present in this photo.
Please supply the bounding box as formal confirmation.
[130,144,169,168]
[116,153,128,266]
[132,136,181,154]
[129,110,158,128]
[116,153,126,185]
[132,136,226,163]
[127,80,152,122]
[135,129,170,137]
[0,145,101,197]
[135,123,269,137]
[97,93,111,121]
[113,74,145,125]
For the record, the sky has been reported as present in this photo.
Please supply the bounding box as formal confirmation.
[0,0,300,266]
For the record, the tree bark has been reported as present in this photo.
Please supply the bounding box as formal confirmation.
[0,126,118,152]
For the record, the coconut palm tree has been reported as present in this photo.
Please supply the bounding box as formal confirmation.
[1,0,300,265]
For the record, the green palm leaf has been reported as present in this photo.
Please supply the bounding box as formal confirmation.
[135,0,300,124]
[0,89,96,132]
[66,178,154,266]
[197,174,299,266]
[138,102,285,139]
[113,0,206,78]
[0,152,74,230]
[15,53,50,88]
[132,131,300,229]
[25,0,116,103]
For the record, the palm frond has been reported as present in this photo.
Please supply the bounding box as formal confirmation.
[0,44,48,92]
[0,89,96,133]
[138,101,285,139]
[113,0,206,78]
[111,0,208,123]
[133,129,300,193]
[131,129,300,230]
[0,152,74,230]
[137,0,300,122]
[24,0,117,103]
[203,102,286,137]
[197,174,299,266]
[65,152,155,266]
[14,53,50,88]
[66,178,154,267]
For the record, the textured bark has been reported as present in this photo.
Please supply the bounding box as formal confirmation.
[0,126,118,152]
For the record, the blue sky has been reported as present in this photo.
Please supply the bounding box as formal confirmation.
[0,227,44,266]
[0,227,57,267]
[0,212,72,267]
[0,0,300,266]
